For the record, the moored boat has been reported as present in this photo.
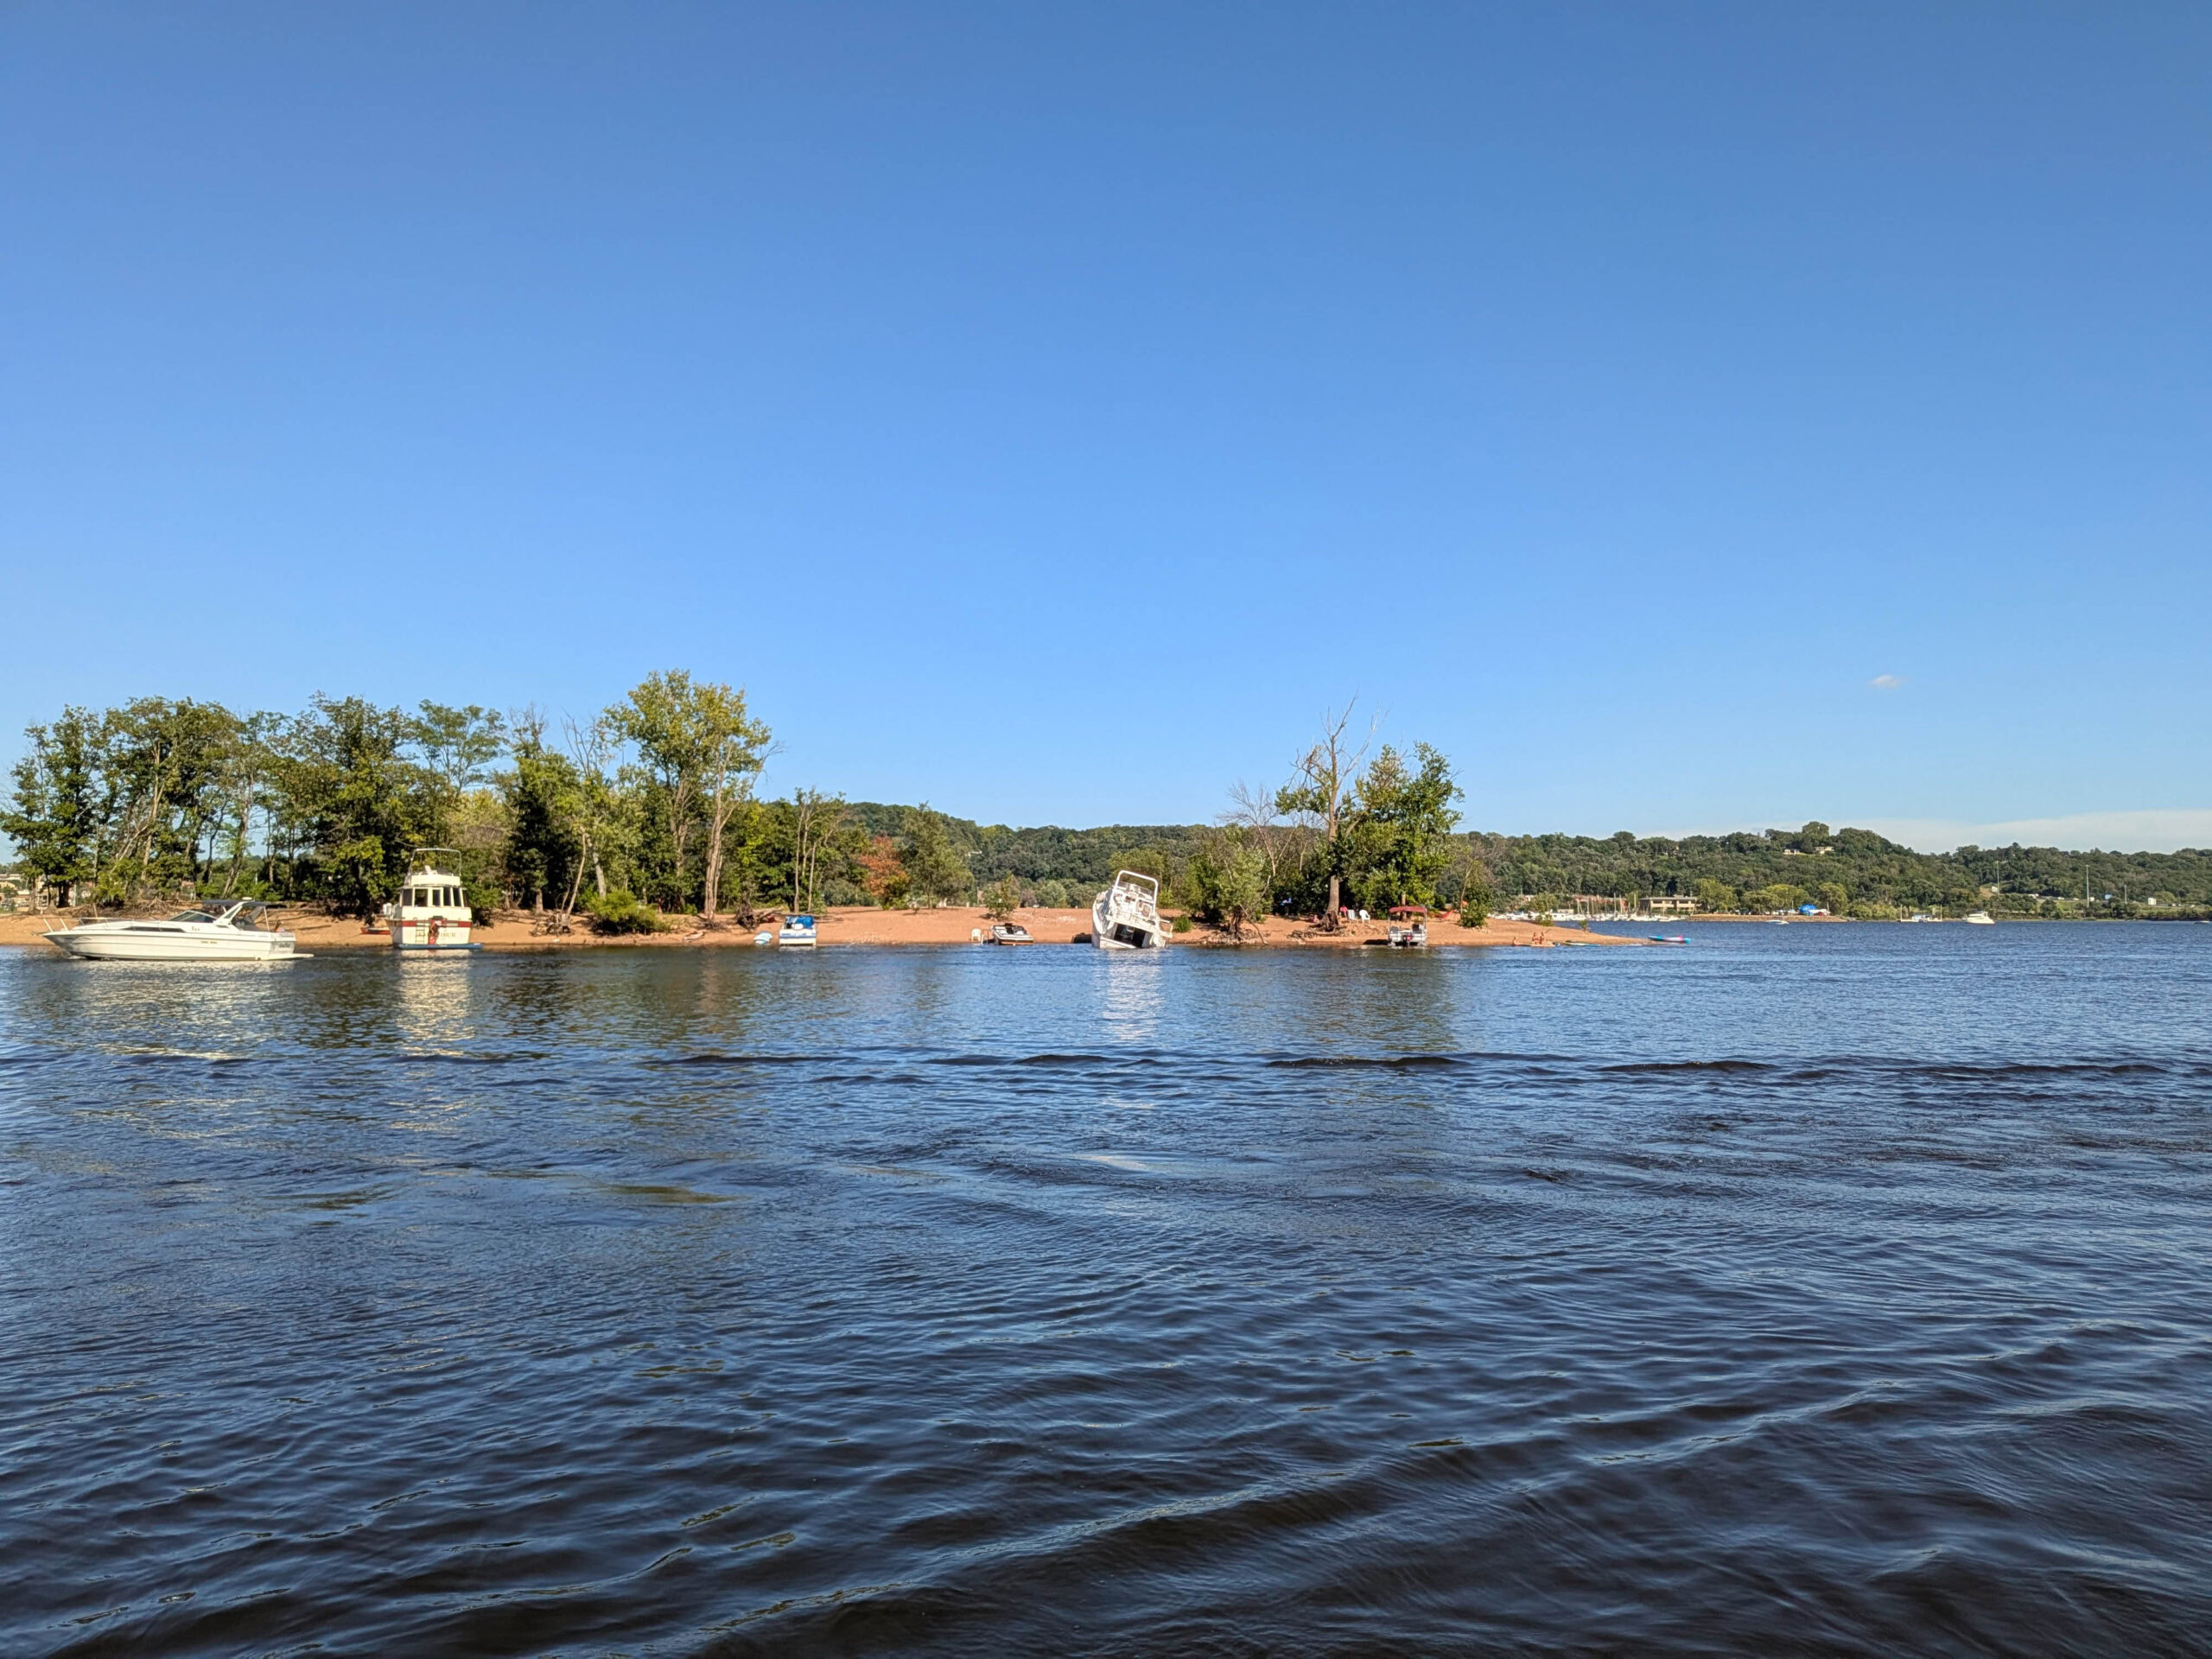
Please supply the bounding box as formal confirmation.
[386,850,480,951]
[990,921,1034,944]
[778,914,818,947]
[1092,871,1169,950]
[1962,910,1996,925]
[43,899,297,962]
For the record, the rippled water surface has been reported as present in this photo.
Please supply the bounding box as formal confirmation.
[4,925,2211,1655]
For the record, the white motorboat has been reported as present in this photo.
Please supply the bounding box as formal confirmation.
[1092,871,1169,950]
[385,850,480,952]
[990,921,1034,944]
[778,914,818,947]
[1962,910,1996,925]
[43,899,297,962]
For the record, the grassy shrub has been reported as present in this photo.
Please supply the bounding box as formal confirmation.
[584,889,667,935]
[983,874,1022,920]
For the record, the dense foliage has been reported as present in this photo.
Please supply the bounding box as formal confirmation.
[9,693,2206,924]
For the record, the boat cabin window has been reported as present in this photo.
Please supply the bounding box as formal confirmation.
[167,909,213,923]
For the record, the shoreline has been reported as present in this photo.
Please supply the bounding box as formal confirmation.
[0,904,1642,952]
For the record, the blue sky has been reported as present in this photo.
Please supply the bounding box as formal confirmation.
[3,3,2207,848]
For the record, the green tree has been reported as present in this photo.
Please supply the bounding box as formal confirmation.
[1748,882,1808,912]
[1694,877,1738,913]
[785,789,848,915]
[501,715,582,915]
[901,804,970,904]
[1815,880,1848,914]
[1187,830,1270,937]
[1456,862,1493,926]
[278,696,436,916]
[607,671,772,918]
[608,671,708,909]
[982,874,1022,920]
[1348,741,1461,912]
[2,709,105,905]
[410,702,507,844]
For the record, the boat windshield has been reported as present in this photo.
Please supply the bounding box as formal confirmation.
[166,909,218,924]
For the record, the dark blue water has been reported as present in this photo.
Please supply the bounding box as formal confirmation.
[4,925,2210,1655]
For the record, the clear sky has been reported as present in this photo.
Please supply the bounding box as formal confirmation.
[3,3,2208,848]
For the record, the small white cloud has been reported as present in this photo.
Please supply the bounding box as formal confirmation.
[1869,674,1904,690]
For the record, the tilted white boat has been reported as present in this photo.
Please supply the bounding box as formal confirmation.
[1092,870,1169,950]
[385,851,480,952]
[43,899,297,962]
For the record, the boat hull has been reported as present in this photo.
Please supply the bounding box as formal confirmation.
[391,920,476,950]
[1091,904,1166,950]
[44,928,296,963]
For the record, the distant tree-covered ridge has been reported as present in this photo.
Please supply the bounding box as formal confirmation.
[853,810,2211,919]
[5,687,2205,922]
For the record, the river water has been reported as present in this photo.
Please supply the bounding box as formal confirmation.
[3,925,2209,1655]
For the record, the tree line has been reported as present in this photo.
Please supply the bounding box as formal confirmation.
[1,677,884,931]
[7,689,2207,925]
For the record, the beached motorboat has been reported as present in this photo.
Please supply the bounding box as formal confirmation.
[385,851,480,951]
[1387,905,1429,948]
[778,914,818,947]
[43,899,296,962]
[1092,871,1169,950]
[990,921,1034,944]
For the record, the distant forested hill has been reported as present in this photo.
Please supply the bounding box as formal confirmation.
[852,806,2212,918]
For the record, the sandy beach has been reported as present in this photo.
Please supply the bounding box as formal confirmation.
[0,904,1642,951]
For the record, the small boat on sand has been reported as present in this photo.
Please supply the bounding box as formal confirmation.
[990,922,1034,944]
[43,899,296,962]
[777,914,818,947]
[1386,905,1429,948]
[1092,871,1169,950]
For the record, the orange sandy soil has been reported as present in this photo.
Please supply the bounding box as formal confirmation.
[2,904,1642,950]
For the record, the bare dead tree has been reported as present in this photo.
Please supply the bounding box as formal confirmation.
[1275,702,1376,930]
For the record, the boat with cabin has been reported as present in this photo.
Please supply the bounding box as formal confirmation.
[1092,871,1169,950]
[385,851,480,951]
[42,899,297,962]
